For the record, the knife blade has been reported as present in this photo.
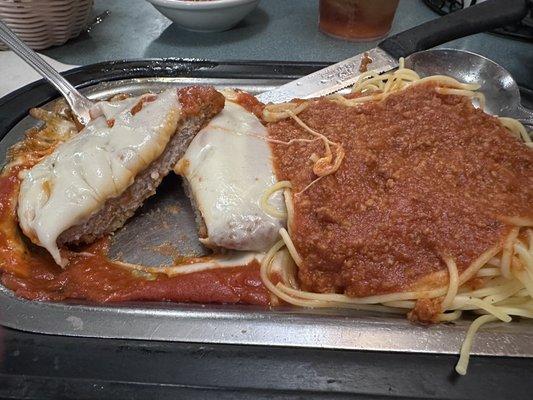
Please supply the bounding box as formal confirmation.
[256,0,528,104]
[256,48,397,104]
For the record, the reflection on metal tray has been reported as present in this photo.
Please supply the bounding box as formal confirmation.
[0,61,532,358]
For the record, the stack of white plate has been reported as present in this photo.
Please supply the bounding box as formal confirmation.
[0,0,94,50]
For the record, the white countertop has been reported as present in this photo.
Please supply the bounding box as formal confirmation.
[0,51,76,98]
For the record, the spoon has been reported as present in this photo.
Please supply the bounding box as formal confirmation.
[0,20,94,125]
[405,48,533,128]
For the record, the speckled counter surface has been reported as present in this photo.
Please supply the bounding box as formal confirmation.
[42,0,533,88]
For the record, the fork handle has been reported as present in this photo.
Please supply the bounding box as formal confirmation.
[0,20,93,123]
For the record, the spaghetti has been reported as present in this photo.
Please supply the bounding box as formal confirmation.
[261,60,533,375]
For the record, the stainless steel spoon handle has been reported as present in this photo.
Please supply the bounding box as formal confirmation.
[515,105,533,128]
[0,20,93,124]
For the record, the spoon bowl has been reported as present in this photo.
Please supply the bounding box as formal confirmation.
[405,49,533,127]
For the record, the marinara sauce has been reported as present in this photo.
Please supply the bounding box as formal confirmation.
[0,162,269,306]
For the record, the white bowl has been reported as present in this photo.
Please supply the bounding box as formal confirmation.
[146,0,260,32]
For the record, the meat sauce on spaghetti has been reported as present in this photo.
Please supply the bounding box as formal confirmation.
[268,82,533,297]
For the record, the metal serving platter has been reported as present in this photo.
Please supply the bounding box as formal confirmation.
[0,60,532,358]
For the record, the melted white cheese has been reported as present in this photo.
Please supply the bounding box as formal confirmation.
[179,101,285,252]
[18,89,181,266]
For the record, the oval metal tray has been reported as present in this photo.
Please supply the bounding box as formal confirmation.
[0,59,532,357]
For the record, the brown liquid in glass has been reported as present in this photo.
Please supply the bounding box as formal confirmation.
[319,0,399,41]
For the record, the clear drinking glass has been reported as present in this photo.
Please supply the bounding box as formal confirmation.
[319,0,400,41]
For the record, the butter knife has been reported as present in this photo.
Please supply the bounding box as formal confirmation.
[257,0,528,104]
